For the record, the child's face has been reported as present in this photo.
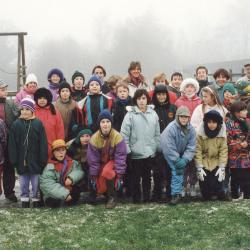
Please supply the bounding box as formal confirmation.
[117,87,129,100]
[223,90,233,100]
[196,69,207,81]
[178,115,189,126]
[60,88,71,101]
[156,92,167,103]
[207,120,218,131]
[21,108,33,120]
[53,147,66,161]
[74,77,84,89]
[136,94,147,111]
[235,109,247,119]
[171,76,182,89]
[216,74,227,86]
[94,68,105,80]
[37,97,48,107]
[80,134,91,145]
[202,91,215,106]
[155,77,166,85]
[184,84,196,96]
[89,81,101,94]
[130,67,141,78]
[100,119,112,135]
[50,74,60,84]
[0,87,7,98]
[244,66,250,78]
[26,82,37,92]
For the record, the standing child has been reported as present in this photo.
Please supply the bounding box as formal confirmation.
[8,97,48,208]
[167,72,183,98]
[0,119,7,195]
[71,71,86,102]
[121,89,160,203]
[226,101,250,200]
[195,111,228,200]
[40,139,84,208]
[160,106,196,205]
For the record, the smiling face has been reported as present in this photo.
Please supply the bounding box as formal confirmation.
[207,120,218,131]
[202,91,215,106]
[50,74,61,84]
[26,82,37,93]
[53,147,66,161]
[196,69,207,81]
[156,92,167,103]
[171,76,182,89]
[215,74,228,86]
[130,66,141,78]
[100,119,112,135]
[37,97,48,107]
[21,107,33,120]
[93,68,105,80]
[184,84,196,96]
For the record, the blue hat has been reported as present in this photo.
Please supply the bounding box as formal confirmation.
[47,68,64,83]
[98,109,113,124]
[87,75,103,88]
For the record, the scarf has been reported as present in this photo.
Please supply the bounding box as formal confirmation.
[86,95,104,126]
[101,134,111,166]
[204,123,222,138]
[117,97,130,106]
[49,82,60,90]
[129,73,144,87]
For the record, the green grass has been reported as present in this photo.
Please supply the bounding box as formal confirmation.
[0,201,250,250]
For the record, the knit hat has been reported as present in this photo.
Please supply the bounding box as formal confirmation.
[223,82,237,95]
[87,75,103,88]
[47,68,64,82]
[72,71,85,83]
[34,87,53,104]
[203,110,223,125]
[0,79,8,88]
[20,97,35,112]
[58,81,72,95]
[98,109,113,124]
[176,106,191,117]
[154,84,168,94]
[51,139,66,151]
[75,129,93,144]
[180,78,199,94]
[25,73,38,85]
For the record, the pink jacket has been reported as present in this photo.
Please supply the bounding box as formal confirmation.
[175,95,202,115]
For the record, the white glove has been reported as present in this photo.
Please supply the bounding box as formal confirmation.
[197,168,206,182]
[215,167,225,182]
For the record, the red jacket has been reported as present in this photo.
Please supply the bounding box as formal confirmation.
[149,90,177,105]
[175,95,202,115]
[35,105,65,156]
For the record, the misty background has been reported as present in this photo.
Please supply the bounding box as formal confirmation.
[0,0,250,91]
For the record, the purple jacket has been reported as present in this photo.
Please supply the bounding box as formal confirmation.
[87,129,127,176]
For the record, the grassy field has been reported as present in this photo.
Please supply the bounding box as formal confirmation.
[0,200,250,250]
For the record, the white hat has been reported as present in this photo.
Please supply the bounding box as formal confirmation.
[25,73,38,85]
[180,78,199,94]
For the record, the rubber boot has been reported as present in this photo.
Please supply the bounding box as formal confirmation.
[106,180,117,209]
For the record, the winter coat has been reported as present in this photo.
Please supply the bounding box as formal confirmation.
[149,89,178,105]
[8,117,48,175]
[226,115,250,168]
[87,128,127,176]
[48,85,59,102]
[160,120,196,163]
[71,86,87,102]
[197,79,213,96]
[191,104,228,131]
[175,95,202,116]
[167,85,181,98]
[211,81,225,102]
[195,123,228,171]
[40,158,84,200]
[15,88,35,104]
[120,105,160,159]
[34,105,65,155]
[112,97,133,132]
[0,119,7,165]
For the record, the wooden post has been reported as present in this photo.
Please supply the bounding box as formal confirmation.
[17,35,21,91]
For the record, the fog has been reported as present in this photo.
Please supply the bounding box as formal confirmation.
[1,0,250,90]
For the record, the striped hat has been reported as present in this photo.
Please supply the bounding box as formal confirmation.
[20,97,35,112]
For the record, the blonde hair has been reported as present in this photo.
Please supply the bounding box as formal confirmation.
[153,73,169,86]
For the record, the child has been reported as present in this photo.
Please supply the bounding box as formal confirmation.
[55,81,82,141]
[40,139,84,208]
[195,66,212,96]
[195,111,228,200]
[191,86,228,131]
[92,65,110,94]
[106,75,122,100]
[226,101,250,200]
[0,119,7,195]
[47,68,64,102]
[15,73,38,104]
[167,72,183,98]
[121,89,160,203]
[67,128,92,191]
[8,97,48,208]
[87,110,127,208]
[79,75,112,133]
[71,71,86,102]
[151,84,176,201]
[34,87,65,156]
[160,106,196,205]
[112,82,133,132]
[222,82,238,111]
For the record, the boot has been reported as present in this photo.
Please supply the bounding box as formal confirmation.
[0,165,3,195]
[6,193,18,202]
[106,180,117,209]
[32,201,41,208]
[21,201,30,208]
[88,189,97,205]
[169,194,182,206]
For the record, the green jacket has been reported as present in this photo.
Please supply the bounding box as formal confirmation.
[40,159,84,200]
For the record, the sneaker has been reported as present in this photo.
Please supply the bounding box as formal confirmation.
[170,194,182,205]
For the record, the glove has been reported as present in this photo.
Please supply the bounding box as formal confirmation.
[215,167,225,182]
[89,176,97,191]
[115,175,124,191]
[197,168,207,182]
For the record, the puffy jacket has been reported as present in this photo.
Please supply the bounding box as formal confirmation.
[175,95,202,116]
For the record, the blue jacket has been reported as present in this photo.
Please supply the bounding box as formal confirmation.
[160,120,196,163]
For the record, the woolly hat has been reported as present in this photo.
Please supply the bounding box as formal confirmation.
[154,84,168,94]
[0,79,8,88]
[51,139,66,151]
[98,109,113,124]
[203,110,223,125]
[47,68,64,82]
[20,97,35,112]
[180,78,199,94]
[72,71,85,83]
[75,129,93,144]
[25,73,38,85]
[176,106,191,117]
[87,75,103,88]
[34,87,53,104]
[222,82,237,95]
[58,81,72,95]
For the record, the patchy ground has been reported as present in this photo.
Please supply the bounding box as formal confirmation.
[0,200,250,250]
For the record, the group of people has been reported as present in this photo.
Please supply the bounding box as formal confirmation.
[0,61,249,208]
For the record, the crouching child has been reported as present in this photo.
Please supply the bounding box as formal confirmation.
[40,139,84,208]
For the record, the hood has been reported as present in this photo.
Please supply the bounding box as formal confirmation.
[126,104,155,113]
[197,122,227,138]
